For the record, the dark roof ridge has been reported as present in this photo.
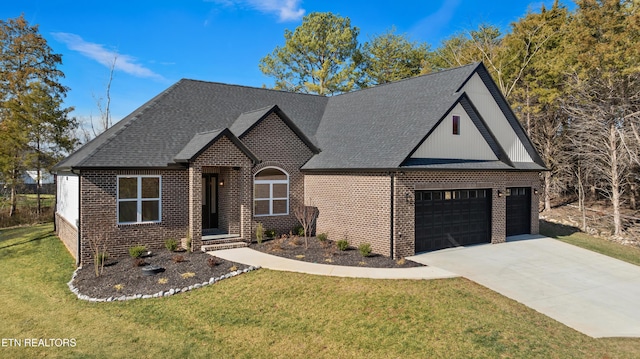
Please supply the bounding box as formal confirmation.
[179,78,327,99]
[331,62,481,98]
[77,80,182,165]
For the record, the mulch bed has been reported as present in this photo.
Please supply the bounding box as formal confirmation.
[72,250,250,298]
[73,236,423,299]
[250,236,423,268]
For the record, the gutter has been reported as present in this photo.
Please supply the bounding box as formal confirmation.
[70,168,81,267]
[390,172,395,259]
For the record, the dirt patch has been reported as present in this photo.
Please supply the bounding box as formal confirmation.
[250,236,423,268]
[73,250,250,298]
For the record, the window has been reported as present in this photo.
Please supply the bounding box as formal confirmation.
[117,176,161,224]
[452,115,460,135]
[254,167,288,216]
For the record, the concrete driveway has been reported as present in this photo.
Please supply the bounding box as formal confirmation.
[407,235,640,338]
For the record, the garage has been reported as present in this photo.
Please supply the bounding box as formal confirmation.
[506,187,531,236]
[415,189,491,253]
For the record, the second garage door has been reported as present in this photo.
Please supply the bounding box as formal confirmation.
[415,189,491,253]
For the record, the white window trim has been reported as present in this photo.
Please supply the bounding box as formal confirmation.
[117,175,162,225]
[253,167,289,217]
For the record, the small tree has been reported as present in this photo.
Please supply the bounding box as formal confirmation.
[88,233,108,277]
[293,204,319,249]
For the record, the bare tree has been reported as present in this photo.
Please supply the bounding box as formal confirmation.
[293,203,319,249]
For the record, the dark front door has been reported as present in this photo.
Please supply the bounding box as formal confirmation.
[506,187,531,236]
[202,174,218,229]
[415,189,492,253]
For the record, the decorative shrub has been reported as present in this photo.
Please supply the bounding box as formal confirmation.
[186,235,192,251]
[336,239,349,251]
[358,243,372,257]
[317,233,328,242]
[293,224,305,236]
[181,272,195,279]
[165,238,179,252]
[396,258,406,266]
[292,236,304,246]
[265,229,276,238]
[132,258,146,267]
[172,255,185,263]
[255,223,264,244]
[129,245,147,258]
[207,256,218,268]
[229,265,238,272]
[114,284,124,292]
[157,278,168,284]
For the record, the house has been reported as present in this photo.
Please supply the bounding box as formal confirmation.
[53,62,545,265]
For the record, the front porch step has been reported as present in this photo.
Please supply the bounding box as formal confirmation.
[201,241,248,252]
[202,237,244,246]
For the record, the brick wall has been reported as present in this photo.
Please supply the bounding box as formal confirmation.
[190,135,254,249]
[55,213,78,263]
[79,169,189,264]
[305,170,540,259]
[304,172,392,256]
[240,113,315,238]
[394,170,541,258]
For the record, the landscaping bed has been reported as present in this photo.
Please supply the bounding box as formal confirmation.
[72,250,251,299]
[250,235,423,268]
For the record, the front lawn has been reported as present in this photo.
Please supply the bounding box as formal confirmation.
[540,220,640,266]
[1,224,640,358]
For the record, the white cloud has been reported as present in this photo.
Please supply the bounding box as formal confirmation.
[410,0,462,41]
[51,32,164,80]
[207,0,305,22]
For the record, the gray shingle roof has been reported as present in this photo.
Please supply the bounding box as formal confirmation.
[54,62,545,172]
[173,129,258,164]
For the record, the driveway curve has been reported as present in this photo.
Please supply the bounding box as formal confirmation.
[408,235,640,338]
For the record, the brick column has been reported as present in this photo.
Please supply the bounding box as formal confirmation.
[188,166,203,250]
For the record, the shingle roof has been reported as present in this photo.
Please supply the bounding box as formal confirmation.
[173,129,258,164]
[53,62,545,172]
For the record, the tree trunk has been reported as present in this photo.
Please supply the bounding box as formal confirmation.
[630,181,637,210]
[610,123,622,236]
[544,171,552,212]
[577,167,587,232]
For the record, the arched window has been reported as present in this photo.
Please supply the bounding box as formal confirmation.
[254,167,289,216]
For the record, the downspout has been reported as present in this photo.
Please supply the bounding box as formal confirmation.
[71,169,81,267]
[390,172,394,259]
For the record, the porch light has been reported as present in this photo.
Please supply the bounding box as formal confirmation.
[218,180,224,186]
[497,190,503,197]
[534,188,539,195]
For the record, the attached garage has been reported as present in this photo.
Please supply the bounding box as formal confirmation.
[415,189,492,253]
[506,187,531,236]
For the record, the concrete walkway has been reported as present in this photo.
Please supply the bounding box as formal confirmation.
[210,247,458,280]
[408,235,640,338]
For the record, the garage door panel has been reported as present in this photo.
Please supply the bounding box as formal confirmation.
[506,187,531,236]
[415,189,491,253]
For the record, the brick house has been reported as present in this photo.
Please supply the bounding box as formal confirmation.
[53,62,545,265]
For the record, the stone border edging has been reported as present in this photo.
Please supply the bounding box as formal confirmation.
[67,265,261,302]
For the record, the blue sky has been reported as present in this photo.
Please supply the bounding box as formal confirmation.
[2,0,565,127]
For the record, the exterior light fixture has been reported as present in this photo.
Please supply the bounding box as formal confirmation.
[534,188,539,195]
[218,180,224,186]
[497,190,503,197]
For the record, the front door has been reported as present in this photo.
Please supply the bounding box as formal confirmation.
[202,174,218,229]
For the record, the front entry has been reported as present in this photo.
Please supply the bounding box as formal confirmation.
[202,174,218,229]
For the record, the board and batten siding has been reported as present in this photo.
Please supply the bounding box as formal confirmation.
[56,174,79,227]
[462,73,533,163]
[411,103,498,160]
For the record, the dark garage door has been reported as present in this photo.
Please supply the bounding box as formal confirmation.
[506,187,531,236]
[415,189,491,253]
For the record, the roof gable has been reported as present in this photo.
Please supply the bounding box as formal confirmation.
[459,63,545,168]
[405,96,510,164]
[230,105,320,153]
[173,128,258,164]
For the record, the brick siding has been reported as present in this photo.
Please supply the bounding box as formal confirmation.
[189,135,254,250]
[55,213,78,263]
[240,113,315,238]
[304,172,392,256]
[79,169,189,264]
[306,170,541,259]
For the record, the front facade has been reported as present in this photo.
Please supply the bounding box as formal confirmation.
[54,63,545,265]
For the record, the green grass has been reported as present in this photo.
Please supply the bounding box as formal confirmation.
[540,220,640,266]
[1,224,640,358]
